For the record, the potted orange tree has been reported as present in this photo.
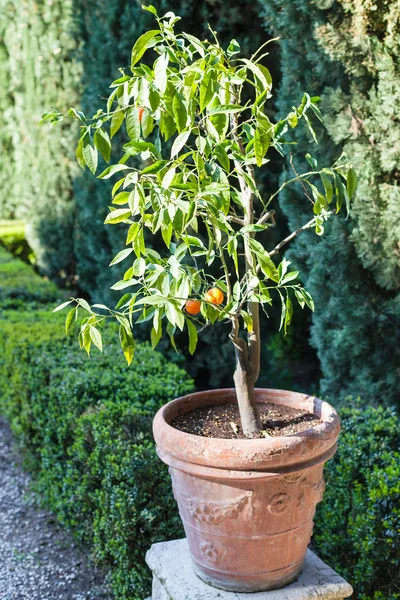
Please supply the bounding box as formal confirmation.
[47,6,356,592]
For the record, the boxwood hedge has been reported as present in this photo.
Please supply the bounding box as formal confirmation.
[0,249,193,599]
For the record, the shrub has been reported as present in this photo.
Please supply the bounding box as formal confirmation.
[315,401,400,599]
[0,294,193,599]
[0,246,61,310]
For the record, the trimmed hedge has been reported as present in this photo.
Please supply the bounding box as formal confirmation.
[0,245,61,310]
[315,401,400,600]
[0,248,193,599]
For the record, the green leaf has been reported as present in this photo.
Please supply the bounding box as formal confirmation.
[112,191,130,205]
[259,255,279,282]
[109,248,133,266]
[154,53,169,94]
[182,33,205,57]
[141,4,157,15]
[241,310,253,332]
[119,324,135,365]
[141,160,168,174]
[110,278,139,290]
[161,167,176,189]
[131,30,160,70]
[172,92,187,132]
[94,128,111,163]
[82,141,98,174]
[115,293,132,310]
[112,178,125,197]
[320,172,333,204]
[90,326,103,351]
[200,69,218,112]
[110,110,125,139]
[78,298,92,313]
[284,295,293,335]
[213,145,230,171]
[151,325,163,349]
[104,208,131,224]
[126,222,141,244]
[241,59,272,90]
[281,271,299,284]
[166,322,178,352]
[209,104,244,115]
[254,127,271,167]
[81,326,91,356]
[171,130,190,158]
[126,107,141,140]
[160,112,177,141]
[65,307,77,334]
[346,168,358,200]
[302,289,315,312]
[334,173,347,213]
[294,287,305,309]
[53,299,73,313]
[227,39,241,56]
[75,137,86,170]
[98,164,131,179]
[186,318,198,355]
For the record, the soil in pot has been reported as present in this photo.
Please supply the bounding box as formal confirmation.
[171,402,322,439]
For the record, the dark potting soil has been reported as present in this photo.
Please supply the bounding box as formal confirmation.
[171,402,322,439]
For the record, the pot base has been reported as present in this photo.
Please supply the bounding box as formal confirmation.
[192,559,303,593]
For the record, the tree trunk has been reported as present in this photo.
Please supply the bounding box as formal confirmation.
[231,325,262,438]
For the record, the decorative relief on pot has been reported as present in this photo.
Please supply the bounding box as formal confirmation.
[297,491,305,507]
[311,478,325,502]
[182,492,253,524]
[199,542,218,564]
[283,473,302,485]
[268,493,289,514]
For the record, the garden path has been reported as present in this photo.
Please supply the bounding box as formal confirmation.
[0,418,112,600]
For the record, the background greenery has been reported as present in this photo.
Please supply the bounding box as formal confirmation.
[261,0,400,406]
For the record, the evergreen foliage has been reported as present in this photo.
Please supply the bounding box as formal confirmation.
[0,0,81,282]
[0,245,61,310]
[260,0,400,405]
[315,400,400,600]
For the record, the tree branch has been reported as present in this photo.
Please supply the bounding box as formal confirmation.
[267,212,333,259]
[256,209,276,227]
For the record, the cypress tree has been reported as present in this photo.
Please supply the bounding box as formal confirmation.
[0,0,82,282]
[261,0,400,405]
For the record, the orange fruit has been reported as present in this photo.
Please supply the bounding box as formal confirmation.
[137,106,145,123]
[185,299,201,315]
[204,287,224,305]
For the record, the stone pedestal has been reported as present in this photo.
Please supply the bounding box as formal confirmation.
[146,539,353,600]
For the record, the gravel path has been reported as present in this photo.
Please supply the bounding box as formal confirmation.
[0,417,113,600]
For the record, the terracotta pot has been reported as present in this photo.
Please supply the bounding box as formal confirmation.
[153,388,340,593]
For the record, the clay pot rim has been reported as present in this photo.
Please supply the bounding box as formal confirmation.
[153,388,340,472]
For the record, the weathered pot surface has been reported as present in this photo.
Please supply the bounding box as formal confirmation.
[153,388,340,593]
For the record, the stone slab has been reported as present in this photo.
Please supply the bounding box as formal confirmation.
[146,539,353,600]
